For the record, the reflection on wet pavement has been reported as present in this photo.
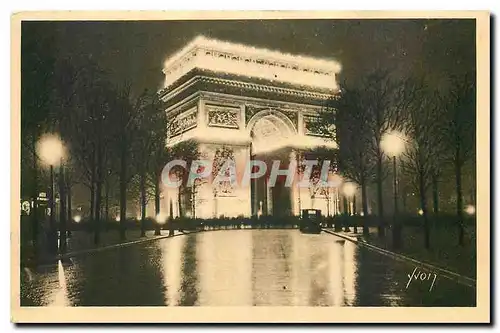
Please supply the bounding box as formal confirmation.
[20,230,476,307]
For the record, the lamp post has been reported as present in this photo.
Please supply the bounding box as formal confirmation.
[342,182,356,233]
[58,158,67,253]
[380,131,405,249]
[37,134,64,255]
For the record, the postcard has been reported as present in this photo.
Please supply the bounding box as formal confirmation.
[11,10,490,323]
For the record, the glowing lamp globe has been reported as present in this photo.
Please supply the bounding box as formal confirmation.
[465,205,475,215]
[381,132,405,157]
[73,215,81,223]
[115,216,121,222]
[37,134,64,166]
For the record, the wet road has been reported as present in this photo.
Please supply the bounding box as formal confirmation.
[20,230,476,306]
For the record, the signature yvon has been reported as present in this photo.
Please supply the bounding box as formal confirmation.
[406,267,437,292]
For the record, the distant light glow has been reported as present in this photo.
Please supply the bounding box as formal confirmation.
[418,209,424,216]
[115,216,121,222]
[73,215,81,223]
[359,212,364,217]
[156,213,167,225]
[342,183,356,197]
[381,131,406,157]
[465,205,475,215]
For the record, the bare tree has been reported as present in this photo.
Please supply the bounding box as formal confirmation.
[399,83,442,249]
[21,24,57,253]
[47,55,118,245]
[362,70,403,238]
[316,87,376,236]
[110,84,141,241]
[134,90,155,237]
[131,89,172,236]
[170,140,200,218]
[145,93,169,235]
[441,72,476,246]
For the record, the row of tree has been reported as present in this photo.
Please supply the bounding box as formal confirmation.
[22,50,204,247]
[315,69,475,248]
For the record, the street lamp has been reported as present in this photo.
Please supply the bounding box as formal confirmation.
[465,205,475,215]
[343,182,356,201]
[381,131,405,249]
[342,182,357,232]
[37,134,64,254]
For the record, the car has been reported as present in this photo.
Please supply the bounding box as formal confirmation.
[299,209,322,234]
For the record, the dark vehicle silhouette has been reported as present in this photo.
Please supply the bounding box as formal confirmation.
[299,209,322,234]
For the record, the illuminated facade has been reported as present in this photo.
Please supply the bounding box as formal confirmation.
[159,36,343,218]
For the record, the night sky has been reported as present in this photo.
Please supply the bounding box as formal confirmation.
[24,19,475,96]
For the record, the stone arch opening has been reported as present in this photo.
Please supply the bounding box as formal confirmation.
[247,110,296,155]
[247,110,296,217]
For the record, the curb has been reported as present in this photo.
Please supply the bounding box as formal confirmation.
[322,229,476,289]
[53,230,197,262]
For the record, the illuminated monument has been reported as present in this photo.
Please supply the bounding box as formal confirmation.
[159,36,343,219]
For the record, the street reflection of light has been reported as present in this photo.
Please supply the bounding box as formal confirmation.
[160,235,185,306]
[251,231,293,306]
[418,209,424,216]
[291,231,310,306]
[197,230,252,306]
[342,241,358,306]
[48,260,69,306]
[307,236,331,306]
[465,205,475,215]
[328,239,344,306]
[73,215,81,223]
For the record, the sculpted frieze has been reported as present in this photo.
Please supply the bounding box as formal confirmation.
[169,107,198,137]
[207,105,240,129]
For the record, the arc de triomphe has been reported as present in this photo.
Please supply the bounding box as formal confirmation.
[159,36,342,219]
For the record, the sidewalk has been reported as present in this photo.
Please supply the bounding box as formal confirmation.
[323,227,476,287]
[30,229,189,265]
[371,226,476,279]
